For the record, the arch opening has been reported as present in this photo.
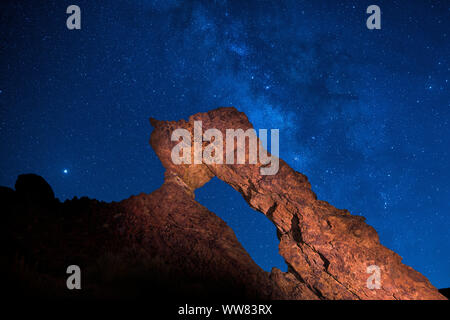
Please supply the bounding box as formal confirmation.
[195,177,287,272]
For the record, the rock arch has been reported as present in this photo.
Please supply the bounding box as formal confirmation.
[150,107,445,300]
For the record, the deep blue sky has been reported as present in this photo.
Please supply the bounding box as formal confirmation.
[0,1,448,288]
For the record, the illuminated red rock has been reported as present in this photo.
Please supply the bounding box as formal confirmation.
[149,107,446,300]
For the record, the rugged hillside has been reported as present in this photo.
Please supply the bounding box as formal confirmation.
[3,107,446,300]
[3,173,287,300]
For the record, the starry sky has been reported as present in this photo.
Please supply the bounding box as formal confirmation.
[0,1,449,288]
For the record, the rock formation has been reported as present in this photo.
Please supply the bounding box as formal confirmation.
[149,107,445,300]
[3,107,446,300]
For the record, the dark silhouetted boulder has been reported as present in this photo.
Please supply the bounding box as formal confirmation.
[14,174,55,205]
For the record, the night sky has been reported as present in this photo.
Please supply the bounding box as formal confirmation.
[1,1,449,288]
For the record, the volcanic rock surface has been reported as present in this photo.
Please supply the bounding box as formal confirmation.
[4,107,446,300]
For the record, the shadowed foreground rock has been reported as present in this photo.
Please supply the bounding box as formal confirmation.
[4,107,446,300]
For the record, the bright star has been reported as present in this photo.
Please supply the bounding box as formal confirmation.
[63,169,68,174]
